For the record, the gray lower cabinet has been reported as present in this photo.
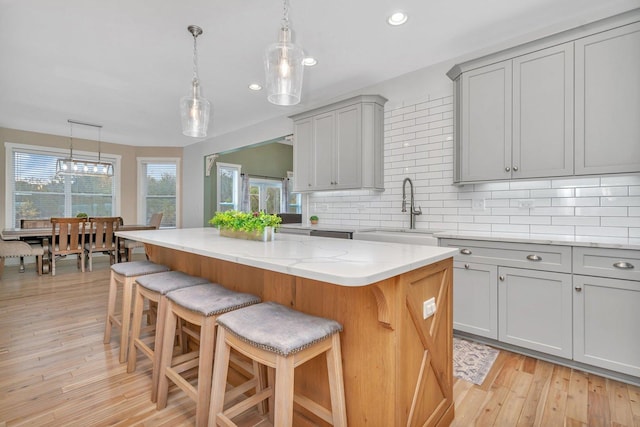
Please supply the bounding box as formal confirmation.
[443,237,640,380]
[452,261,498,339]
[498,267,573,358]
[572,247,640,377]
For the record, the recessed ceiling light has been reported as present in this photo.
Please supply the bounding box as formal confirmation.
[248,83,262,91]
[302,57,317,66]
[387,11,408,26]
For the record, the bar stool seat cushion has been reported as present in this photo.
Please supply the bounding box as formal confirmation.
[217,301,343,357]
[111,260,169,277]
[135,271,210,295]
[166,283,260,317]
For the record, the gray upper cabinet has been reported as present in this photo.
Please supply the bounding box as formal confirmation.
[575,22,640,175]
[459,61,512,182]
[449,11,640,184]
[454,43,573,183]
[291,95,387,193]
[513,43,574,179]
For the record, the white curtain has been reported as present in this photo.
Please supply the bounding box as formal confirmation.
[240,173,250,212]
[281,178,290,213]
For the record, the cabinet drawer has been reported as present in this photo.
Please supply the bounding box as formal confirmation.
[440,238,571,273]
[573,247,640,281]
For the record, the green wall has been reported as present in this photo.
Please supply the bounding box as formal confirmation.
[203,142,293,225]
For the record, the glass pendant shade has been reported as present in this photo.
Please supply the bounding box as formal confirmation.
[264,27,304,106]
[180,79,211,137]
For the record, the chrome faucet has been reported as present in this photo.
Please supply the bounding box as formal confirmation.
[401,177,422,229]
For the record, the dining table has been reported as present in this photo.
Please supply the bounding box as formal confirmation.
[1,223,155,274]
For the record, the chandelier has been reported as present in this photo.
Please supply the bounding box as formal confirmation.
[56,120,114,177]
[179,25,211,137]
[264,0,304,106]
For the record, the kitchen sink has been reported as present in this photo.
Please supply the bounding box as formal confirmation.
[352,229,439,246]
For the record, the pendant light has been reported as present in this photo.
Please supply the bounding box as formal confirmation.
[56,120,114,177]
[264,0,304,106]
[180,25,211,138]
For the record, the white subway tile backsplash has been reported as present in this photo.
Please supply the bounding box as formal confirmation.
[576,226,628,238]
[575,186,628,197]
[530,188,575,198]
[575,207,628,216]
[600,176,640,186]
[552,177,601,188]
[308,95,639,240]
[601,196,640,207]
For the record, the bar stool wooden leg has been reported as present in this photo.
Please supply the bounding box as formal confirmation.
[103,270,118,344]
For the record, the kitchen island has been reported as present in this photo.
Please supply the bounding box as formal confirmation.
[116,227,457,426]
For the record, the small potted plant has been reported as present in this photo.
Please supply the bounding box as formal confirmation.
[76,212,88,218]
[310,215,319,225]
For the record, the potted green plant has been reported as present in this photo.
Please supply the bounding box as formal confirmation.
[209,210,282,241]
[310,215,319,225]
[76,212,88,218]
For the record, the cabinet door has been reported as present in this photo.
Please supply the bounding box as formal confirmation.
[498,267,572,358]
[312,111,335,190]
[573,275,640,377]
[575,22,640,175]
[512,43,573,179]
[333,103,362,190]
[293,118,313,192]
[460,61,512,182]
[453,261,498,339]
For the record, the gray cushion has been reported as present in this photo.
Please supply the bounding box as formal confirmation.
[166,283,260,317]
[216,301,343,357]
[110,260,169,277]
[135,271,210,295]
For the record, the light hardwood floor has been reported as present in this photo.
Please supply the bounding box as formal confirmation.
[0,257,638,426]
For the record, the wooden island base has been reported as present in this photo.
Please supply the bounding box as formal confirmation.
[146,244,454,427]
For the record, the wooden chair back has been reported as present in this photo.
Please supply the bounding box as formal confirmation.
[149,213,163,229]
[88,217,122,250]
[50,217,87,255]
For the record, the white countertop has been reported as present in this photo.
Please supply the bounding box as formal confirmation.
[435,231,640,250]
[116,227,457,287]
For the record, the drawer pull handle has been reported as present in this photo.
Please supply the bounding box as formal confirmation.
[464,264,470,269]
[499,275,505,281]
[613,261,634,270]
[460,249,472,255]
[526,254,542,262]
[575,286,582,292]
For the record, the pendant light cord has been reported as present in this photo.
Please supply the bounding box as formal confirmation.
[281,0,290,30]
[192,31,200,84]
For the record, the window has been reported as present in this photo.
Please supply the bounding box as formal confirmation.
[5,143,120,228]
[249,178,282,214]
[217,162,240,212]
[137,158,179,228]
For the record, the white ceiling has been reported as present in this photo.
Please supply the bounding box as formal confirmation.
[0,0,637,147]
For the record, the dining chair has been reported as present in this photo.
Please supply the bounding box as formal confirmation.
[123,213,163,261]
[49,217,87,276]
[0,239,44,278]
[85,216,122,271]
[18,219,51,271]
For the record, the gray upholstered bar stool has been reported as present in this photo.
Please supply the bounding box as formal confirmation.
[156,283,261,427]
[209,301,347,427]
[103,260,170,363]
[126,270,210,402]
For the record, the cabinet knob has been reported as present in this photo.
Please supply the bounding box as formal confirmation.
[505,166,511,172]
[513,166,519,172]
[575,286,582,292]
[526,254,542,262]
[464,264,470,269]
[460,248,472,255]
[308,183,311,187]
[613,261,634,270]
[499,275,505,281]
